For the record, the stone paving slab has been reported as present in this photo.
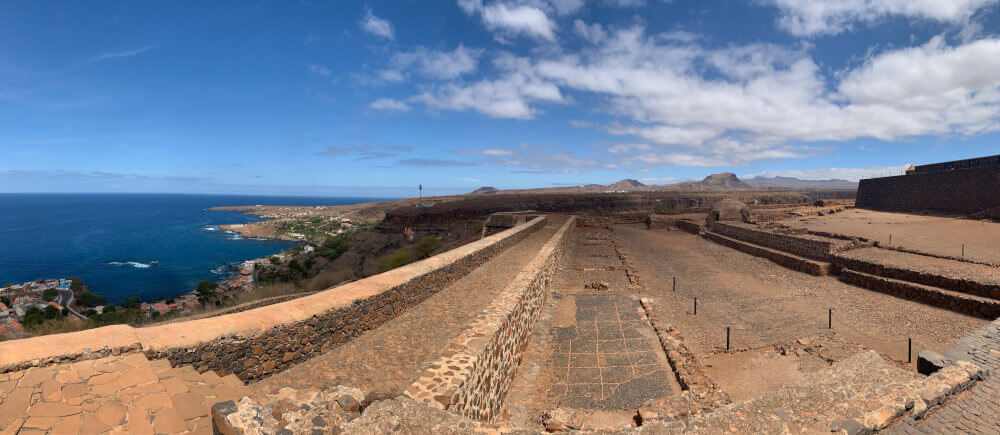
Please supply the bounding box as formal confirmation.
[0,353,245,434]
[252,216,570,398]
[545,294,679,410]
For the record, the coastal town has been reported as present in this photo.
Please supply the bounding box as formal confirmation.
[0,213,365,339]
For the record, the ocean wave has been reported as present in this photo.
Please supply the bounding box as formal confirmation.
[108,261,155,269]
[203,226,218,231]
[229,234,243,240]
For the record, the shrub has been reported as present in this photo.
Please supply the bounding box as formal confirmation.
[42,288,59,301]
[379,248,416,272]
[412,236,441,259]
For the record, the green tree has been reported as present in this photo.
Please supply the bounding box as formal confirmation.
[123,297,141,309]
[43,304,60,319]
[77,291,106,307]
[42,288,59,301]
[103,304,117,313]
[196,281,218,300]
[22,307,44,328]
[0,296,10,307]
[412,236,441,259]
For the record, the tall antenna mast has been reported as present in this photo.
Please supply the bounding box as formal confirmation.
[419,184,423,205]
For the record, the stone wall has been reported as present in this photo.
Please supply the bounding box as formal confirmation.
[703,232,830,276]
[675,220,702,235]
[709,222,839,261]
[832,255,1000,300]
[0,217,547,379]
[839,270,1000,319]
[404,217,575,421]
[856,165,1000,218]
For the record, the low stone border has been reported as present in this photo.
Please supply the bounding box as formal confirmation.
[638,298,729,414]
[710,221,845,261]
[839,269,1000,319]
[832,254,1000,299]
[404,216,575,421]
[0,217,547,379]
[703,231,830,276]
[675,220,702,235]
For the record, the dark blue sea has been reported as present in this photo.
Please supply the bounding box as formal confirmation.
[0,194,395,303]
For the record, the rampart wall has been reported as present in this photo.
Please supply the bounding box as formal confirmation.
[0,217,547,380]
[856,165,1000,217]
[404,217,574,421]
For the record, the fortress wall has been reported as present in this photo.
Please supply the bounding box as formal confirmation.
[0,217,547,378]
[856,165,1000,216]
[405,216,576,421]
[709,222,837,261]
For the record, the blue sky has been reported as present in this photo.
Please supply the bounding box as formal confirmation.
[1,1,998,197]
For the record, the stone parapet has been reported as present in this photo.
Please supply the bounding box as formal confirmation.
[0,217,548,380]
[404,216,575,421]
[857,165,1000,218]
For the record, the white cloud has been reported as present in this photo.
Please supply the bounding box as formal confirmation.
[382,45,483,81]
[399,20,1000,169]
[574,20,607,44]
[307,64,332,77]
[370,98,411,111]
[456,148,516,156]
[605,0,645,7]
[550,0,585,15]
[89,45,155,62]
[743,165,911,181]
[767,0,998,36]
[361,9,395,40]
[458,1,558,41]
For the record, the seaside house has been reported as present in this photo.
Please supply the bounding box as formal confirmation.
[48,301,62,310]
[151,303,170,313]
[59,279,72,289]
[404,228,416,241]
[0,302,9,316]
[303,245,315,253]
[140,302,150,311]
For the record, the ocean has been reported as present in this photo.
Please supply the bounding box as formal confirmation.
[0,193,395,303]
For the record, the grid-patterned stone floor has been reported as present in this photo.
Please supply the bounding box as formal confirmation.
[546,294,679,410]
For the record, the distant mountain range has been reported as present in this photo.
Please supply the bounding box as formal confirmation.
[468,173,857,195]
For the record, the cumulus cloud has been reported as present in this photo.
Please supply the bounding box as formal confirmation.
[766,0,998,36]
[361,9,395,40]
[370,98,411,111]
[458,0,558,41]
[382,45,483,81]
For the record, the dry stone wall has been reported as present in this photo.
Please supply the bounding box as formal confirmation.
[856,165,1000,218]
[832,255,1000,300]
[0,217,547,381]
[675,220,702,235]
[404,217,575,421]
[839,270,1000,319]
[710,222,838,261]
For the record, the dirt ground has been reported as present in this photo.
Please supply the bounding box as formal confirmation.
[779,208,1000,264]
[614,224,987,372]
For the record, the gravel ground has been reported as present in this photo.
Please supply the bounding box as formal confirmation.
[779,208,1000,264]
[614,224,987,369]
[252,216,569,397]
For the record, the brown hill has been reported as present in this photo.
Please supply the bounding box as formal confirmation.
[667,172,755,191]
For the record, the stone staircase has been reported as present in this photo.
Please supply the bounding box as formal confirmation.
[0,353,246,434]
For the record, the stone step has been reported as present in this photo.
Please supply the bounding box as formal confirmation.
[839,269,1000,319]
[703,231,831,276]
[832,248,1000,301]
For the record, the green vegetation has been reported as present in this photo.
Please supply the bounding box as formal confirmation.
[379,236,441,272]
[42,288,59,301]
[0,296,10,306]
[196,280,219,302]
[76,291,106,307]
[275,216,351,240]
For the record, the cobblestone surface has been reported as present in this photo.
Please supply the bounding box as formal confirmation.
[893,319,1000,433]
[252,216,569,398]
[0,353,245,434]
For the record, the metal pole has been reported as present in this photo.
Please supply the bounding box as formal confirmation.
[889,234,892,245]
[726,326,730,350]
[828,308,832,329]
[694,298,697,315]
[962,245,965,257]
[908,338,912,363]
[673,277,676,292]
